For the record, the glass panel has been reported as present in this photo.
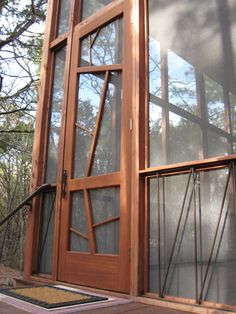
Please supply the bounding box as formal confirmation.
[90,187,120,224]
[149,174,195,298]
[80,37,90,67]
[205,75,225,130]
[74,73,105,178]
[95,221,119,254]
[57,0,71,36]
[149,101,163,167]
[80,18,123,66]
[82,0,113,21]
[168,50,197,115]
[169,112,201,164]
[71,191,87,235]
[45,47,66,183]
[148,178,159,293]
[148,167,236,305]
[148,0,236,166]
[230,93,236,136]
[199,168,236,305]
[39,191,56,274]
[149,39,161,98]
[91,72,122,175]
[207,131,229,157]
[70,233,89,252]
[90,187,120,254]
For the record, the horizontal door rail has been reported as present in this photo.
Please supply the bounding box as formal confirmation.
[0,183,54,228]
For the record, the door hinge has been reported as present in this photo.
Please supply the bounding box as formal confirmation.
[61,169,67,198]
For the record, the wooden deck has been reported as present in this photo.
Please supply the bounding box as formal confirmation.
[0,300,193,314]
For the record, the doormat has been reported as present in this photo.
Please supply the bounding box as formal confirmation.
[0,285,108,309]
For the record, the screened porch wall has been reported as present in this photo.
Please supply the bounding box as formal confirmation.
[146,0,236,307]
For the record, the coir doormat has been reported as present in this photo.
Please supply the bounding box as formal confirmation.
[0,285,108,309]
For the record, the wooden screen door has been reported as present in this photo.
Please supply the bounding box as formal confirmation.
[58,3,131,293]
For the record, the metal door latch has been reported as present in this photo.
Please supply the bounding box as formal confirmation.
[61,169,67,198]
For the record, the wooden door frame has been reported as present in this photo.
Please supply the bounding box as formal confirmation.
[24,0,80,281]
[57,1,133,293]
[24,0,140,294]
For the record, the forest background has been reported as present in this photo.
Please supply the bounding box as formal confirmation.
[0,0,47,273]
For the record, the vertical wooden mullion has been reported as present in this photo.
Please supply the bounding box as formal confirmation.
[52,0,61,40]
[161,49,169,166]
[196,69,208,159]
[89,35,92,65]
[73,0,83,26]
[53,0,78,280]
[145,0,150,170]
[223,89,233,154]
[84,189,96,254]
[24,0,59,279]
[143,176,149,293]
[86,70,110,176]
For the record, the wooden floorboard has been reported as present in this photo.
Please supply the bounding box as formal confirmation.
[0,300,194,314]
[0,301,30,314]
[77,302,193,314]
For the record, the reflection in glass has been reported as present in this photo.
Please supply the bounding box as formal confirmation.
[149,39,161,98]
[74,73,105,178]
[91,72,122,175]
[90,188,119,224]
[149,101,163,166]
[45,47,66,183]
[149,174,195,298]
[230,93,236,136]
[205,75,225,130]
[70,233,89,252]
[168,51,197,115]
[57,0,71,36]
[207,131,229,157]
[169,112,201,164]
[70,191,89,252]
[71,191,87,235]
[80,18,123,66]
[95,221,119,254]
[82,0,113,20]
[39,191,56,274]
[148,0,236,167]
[148,167,236,305]
[90,187,120,254]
